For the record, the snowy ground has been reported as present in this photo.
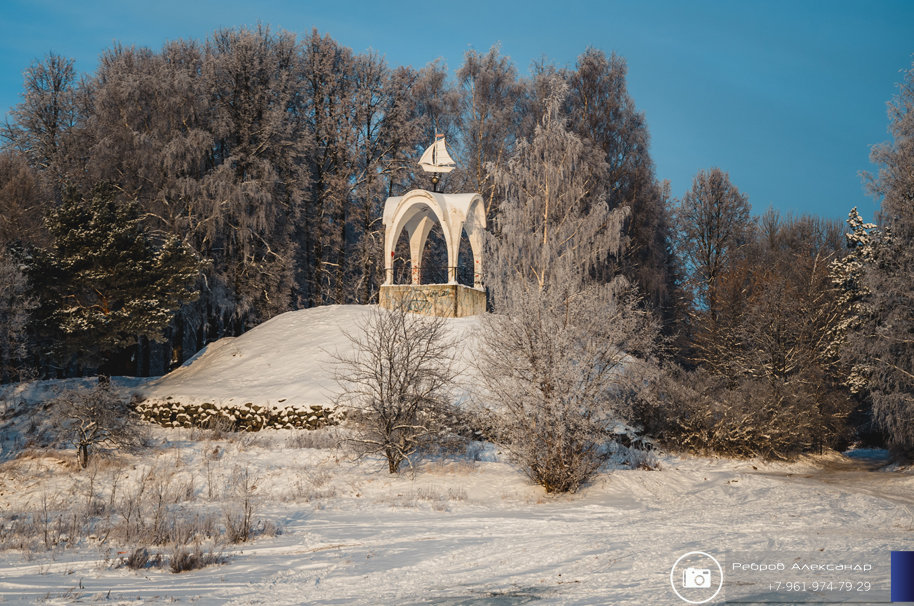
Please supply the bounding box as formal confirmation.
[0,433,910,605]
[0,306,911,605]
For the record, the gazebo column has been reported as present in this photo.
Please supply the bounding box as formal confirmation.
[468,228,484,288]
[462,203,486,289]
[446,219,463,285]
[406,214,435,285]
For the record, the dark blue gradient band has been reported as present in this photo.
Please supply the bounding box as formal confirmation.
[892,551,914,602]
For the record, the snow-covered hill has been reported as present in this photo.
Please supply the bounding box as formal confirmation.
[138,304,482,410]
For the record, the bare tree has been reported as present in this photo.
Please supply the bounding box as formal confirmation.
[51,380,145,468]
[674,168,754,369]
[457,45,527,218]
[2,53,78,183]
[333,304,459,473]
[480,78,658,493]
[674,168,753,311]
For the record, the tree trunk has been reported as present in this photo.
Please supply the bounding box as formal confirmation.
[386,447,399,474]
[77,443,89,468]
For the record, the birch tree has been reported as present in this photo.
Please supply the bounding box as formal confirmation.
[480,78,657,493]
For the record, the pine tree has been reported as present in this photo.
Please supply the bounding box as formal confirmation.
[0,250,34,382]
[29,185,201,374]
[847,60,914,452]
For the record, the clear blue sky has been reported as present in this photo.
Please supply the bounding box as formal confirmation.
[2,0,912,221]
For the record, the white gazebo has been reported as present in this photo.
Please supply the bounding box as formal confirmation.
[379,188,487,317]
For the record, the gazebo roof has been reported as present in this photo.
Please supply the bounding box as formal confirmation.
[382,190,482,228]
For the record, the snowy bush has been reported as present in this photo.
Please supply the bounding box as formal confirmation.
[169,542,224,573]
[0,454,276,569]
[629,366,853,459]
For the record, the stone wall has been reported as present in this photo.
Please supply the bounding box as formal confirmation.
[136,399,342,431]
[379,284,486,318]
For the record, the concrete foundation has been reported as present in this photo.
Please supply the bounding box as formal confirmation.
[379,284,486,318]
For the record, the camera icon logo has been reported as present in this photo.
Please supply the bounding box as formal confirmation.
[670,551,723,604]
[682,567,712,589]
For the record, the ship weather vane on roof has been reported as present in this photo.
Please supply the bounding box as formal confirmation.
[418,133,456,192]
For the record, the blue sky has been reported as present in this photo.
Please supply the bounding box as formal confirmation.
[1,0,912,221]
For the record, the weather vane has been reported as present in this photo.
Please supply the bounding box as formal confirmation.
[417,133,456,192]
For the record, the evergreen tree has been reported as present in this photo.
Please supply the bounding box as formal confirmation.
[828,208,877,395]
[0,250,34,382]
[28,185,201,374]
[847,59,914,452]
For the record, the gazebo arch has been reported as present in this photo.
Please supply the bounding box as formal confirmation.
[383,189,486,288]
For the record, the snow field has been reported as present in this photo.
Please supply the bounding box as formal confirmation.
[0,426,911,605]
[1,305,912,604]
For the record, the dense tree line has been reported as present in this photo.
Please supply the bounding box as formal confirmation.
[0,27,671,378]
[1,24,911,460]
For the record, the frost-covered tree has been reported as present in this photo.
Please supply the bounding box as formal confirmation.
[83,30,306,344]
[567,49,678,322]
[200,26,303,322]
[28,185,201,374]
[333,303,458,473]
[1,53,78,183]
[457,46,527,218]
[0,151,48,248]
[480,79,657,493]
[300,29,359,306]
[847,59,914,452]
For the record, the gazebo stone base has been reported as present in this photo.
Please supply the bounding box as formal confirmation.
[379,284,486,318]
